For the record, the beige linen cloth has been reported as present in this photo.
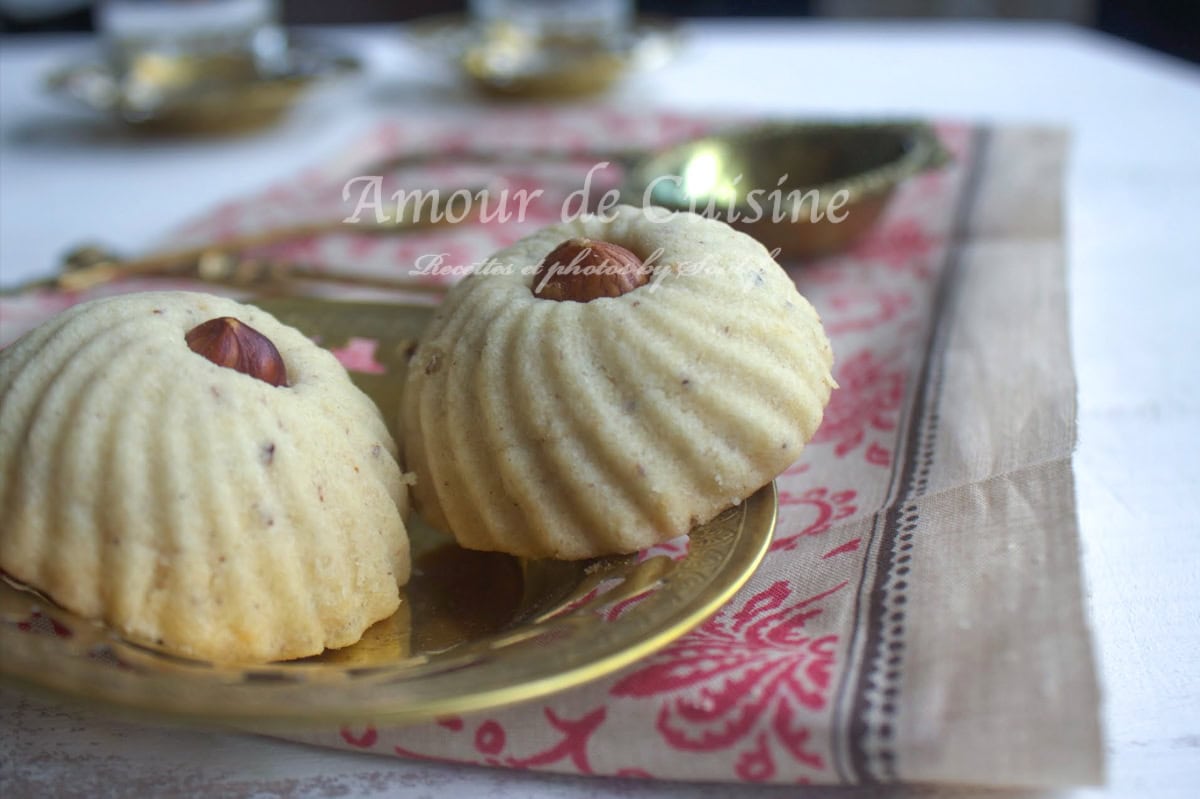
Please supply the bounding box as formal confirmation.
[0,113,1102,788]
[818,125,1103,785]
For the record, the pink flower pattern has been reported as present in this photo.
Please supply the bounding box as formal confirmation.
[823,289,913,336]
[811,350,906,464]
[377,707,619,775]
[772,487,859,552]
[610,580,847,781]
[847,218,942,279]
[326,337,387,374]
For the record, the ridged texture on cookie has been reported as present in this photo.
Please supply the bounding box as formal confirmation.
[403,206,834,560]
[0,291,410,662]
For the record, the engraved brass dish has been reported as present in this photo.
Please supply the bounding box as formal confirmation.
[44,36,360,133]
[340,120,946,259]
[627,121,948,259]
[409,15,680,99]
[0,298,774,727]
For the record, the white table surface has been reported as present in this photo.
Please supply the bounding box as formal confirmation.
[1,20,1198,799]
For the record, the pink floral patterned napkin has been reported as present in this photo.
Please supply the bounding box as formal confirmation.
[0,111,1102,788]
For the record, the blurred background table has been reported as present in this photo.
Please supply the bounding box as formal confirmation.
[1,19,1199,799]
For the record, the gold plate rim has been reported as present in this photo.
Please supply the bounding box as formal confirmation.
[0,485,773,728]
[0,297,774,728]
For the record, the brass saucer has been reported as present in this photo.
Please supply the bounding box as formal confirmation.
[0,298,774,727]
[44,35,360,134]
[408,15,681,99]
[628,121,949,259]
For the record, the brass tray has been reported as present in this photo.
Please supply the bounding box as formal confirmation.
[408,15,680,99]
[44,35,360,134]
[0,298,774,727]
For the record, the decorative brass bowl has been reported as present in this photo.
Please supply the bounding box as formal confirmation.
[409,15,680,99]
[626,121,949,259]
[44,36,360,134]
[0,298,774,727]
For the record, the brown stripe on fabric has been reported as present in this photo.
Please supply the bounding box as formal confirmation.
[835,126,992,783]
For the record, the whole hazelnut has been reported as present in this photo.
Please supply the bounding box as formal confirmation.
[532,238,650,302]
[185,317,288,387]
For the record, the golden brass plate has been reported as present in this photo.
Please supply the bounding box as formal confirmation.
[44,36,360,134]
[627,121,948,258]
[0,298,774,727]
[408,15,680,99]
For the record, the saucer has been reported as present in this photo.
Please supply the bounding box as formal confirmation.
[408,15,680,99]
[44,35,360,133]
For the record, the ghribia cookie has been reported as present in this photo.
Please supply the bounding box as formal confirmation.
[0,291,411,662]
[402,206,835,559]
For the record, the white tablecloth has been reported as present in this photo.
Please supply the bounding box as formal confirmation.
[1,20,1198,799]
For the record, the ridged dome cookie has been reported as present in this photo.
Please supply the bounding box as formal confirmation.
[0,291,410,662]
[402,206,834,560]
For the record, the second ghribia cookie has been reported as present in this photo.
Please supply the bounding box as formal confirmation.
[402,206,835,560]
